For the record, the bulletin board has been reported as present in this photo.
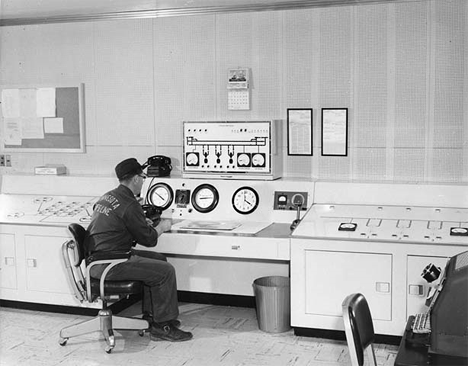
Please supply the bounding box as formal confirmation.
[0,84,85,153]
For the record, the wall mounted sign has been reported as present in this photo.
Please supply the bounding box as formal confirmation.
[287,108,313,156]
[321,108,348,156]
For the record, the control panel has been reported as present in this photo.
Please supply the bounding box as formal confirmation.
[273,191,308,211]
[0,194,96,225]
[143,177,314,234]
[292,204,468,245]
[182,120,282,180]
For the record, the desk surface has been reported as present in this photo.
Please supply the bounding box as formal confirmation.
[395,316,468,366]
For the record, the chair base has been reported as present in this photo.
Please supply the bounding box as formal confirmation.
[59,309,149,353]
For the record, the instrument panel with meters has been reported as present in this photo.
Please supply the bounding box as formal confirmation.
[146,182,174,210]
[232,186,259,215]
[191,184,219,213]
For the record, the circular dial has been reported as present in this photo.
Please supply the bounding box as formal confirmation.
[252,153,265,167]
[291,193,305,207]
[237,153,250,167]
[186,152,199,166]
[232,186,259,215]
[146,182,174,210]
[192,184,219,213]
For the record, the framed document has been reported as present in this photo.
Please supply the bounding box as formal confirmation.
[321,108,348,156]
[287,108,313,156]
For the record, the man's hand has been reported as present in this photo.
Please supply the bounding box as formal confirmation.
[156,219,172,236]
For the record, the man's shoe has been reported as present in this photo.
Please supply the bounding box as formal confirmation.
[149,323,193,342]
[142,313,181,328]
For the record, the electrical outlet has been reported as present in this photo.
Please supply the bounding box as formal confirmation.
[0,155,5,167]
[5,155,11,167]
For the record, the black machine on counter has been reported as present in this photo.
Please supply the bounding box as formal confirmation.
[142,155,172,177]
[414,250,468,359]
[429,250,468,359]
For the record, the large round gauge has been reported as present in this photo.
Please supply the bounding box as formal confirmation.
[232,186,259,215]
[192,184,219,213]
[146,182,174,210]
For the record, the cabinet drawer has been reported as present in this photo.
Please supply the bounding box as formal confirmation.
[304,250,392,320]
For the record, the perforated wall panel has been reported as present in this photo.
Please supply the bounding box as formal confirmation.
[394,148,425,182]
[153,16,217,147]
[394,3,428,149]
[94,20,154,146]
[432,1,465,149]
[354,6,388,148]
[432,149,464,182]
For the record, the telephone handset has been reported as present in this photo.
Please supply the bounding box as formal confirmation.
[141,204,162,226]
[144,155,172,177]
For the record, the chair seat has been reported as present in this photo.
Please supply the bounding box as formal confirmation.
[90,277,143,297]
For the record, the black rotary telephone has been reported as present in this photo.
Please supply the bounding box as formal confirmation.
[142,155,172,177]
[141,204,162,225]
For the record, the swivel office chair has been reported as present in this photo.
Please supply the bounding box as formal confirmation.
[59,223,149,353]
[341,293,377,366]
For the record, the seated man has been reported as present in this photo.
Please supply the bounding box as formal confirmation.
[85,157,192,342]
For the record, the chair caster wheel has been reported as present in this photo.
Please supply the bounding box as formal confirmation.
[138,330,145,337]
[59,338,68,346]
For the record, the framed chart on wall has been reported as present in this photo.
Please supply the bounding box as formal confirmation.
[287,108,313,156]
[0,83,85,153]
[321,108,348,156]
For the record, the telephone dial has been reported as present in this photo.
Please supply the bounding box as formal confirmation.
[143,155,172,177]
[141,204,162,225]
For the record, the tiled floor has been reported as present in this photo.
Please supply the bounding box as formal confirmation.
[0,302,398,366]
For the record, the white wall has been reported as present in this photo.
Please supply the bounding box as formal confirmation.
[0,0,467,183]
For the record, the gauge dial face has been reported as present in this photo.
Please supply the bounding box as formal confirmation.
[232,186,259,215]
[252,153,265,167]
[186,152,199,166]
[192,184,219,213]
[147,182,174,210]
[237,153,250,167]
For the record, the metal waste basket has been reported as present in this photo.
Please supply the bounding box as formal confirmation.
[253,276,291,333]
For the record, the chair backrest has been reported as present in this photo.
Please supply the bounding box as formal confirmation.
[62,223,88,303]
[68,223,87,265]
[342,293,376,366]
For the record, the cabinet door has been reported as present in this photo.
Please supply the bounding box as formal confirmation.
[0,233,17,289]
[304,250,392,320]
[24,235,73,295]
[407,255,448,317]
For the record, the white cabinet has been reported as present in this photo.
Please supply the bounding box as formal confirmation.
[291,239,396,334]
[0,233,18,292]
[0,224,96,308]
[291,236,467,336]
[303,250,392,320]
[24,234,73,296]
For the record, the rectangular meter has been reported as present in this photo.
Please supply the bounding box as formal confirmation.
[182,121,282,180]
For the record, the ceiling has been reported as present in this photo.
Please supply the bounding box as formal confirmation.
[0,0,428,26]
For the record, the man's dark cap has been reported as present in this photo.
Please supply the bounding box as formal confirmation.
[115,158,143,180]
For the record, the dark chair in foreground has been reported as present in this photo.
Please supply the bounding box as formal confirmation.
[59,223,148,353]
[341,293,377,366]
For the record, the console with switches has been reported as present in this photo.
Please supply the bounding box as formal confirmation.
[274,191,308,211]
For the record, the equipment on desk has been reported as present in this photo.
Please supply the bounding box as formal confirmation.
[34,164,67,175]
[59,223,148,353]
[342,293,377,366]
[410,250,468,359]
[141,203,161,225]
[142,155,172,177]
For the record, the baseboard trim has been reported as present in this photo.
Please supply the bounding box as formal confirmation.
[294,327,402,345]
